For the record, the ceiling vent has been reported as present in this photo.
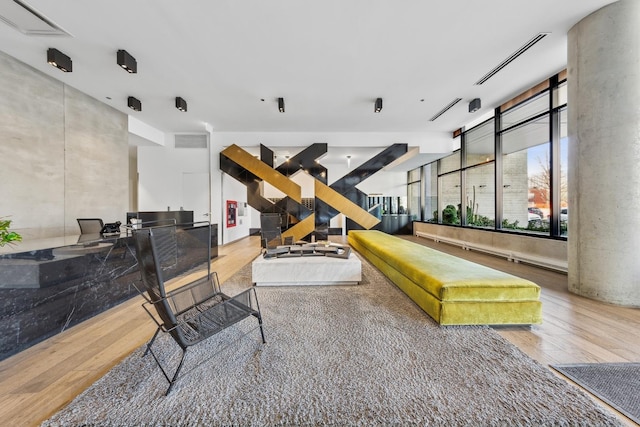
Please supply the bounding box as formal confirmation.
[0,0,70,36]
[429,98,462,122]
[474,33,549,85]
[175,134,208,149]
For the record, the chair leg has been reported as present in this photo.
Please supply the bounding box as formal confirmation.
[166,348,188,396]
[144,327,162,357]
[255,313,266,344]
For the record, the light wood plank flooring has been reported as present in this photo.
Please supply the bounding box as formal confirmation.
[0,235,638,426]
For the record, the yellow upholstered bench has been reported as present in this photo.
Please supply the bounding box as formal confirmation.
[348,230,542,325]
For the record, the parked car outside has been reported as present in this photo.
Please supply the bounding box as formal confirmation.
[528,207,544,217]
[528,211,542,227]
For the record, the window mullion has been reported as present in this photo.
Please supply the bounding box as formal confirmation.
[550,75,561,236]
[494,107,503,230]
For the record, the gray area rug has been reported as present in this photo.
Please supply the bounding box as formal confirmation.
[551,363,640,424]
[42,255,622,426]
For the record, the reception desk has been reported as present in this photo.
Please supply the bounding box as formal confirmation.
[0,223,218,361]
[126,210,194,228]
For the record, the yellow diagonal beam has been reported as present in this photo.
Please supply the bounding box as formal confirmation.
[282,214,316,242]
[314,180,380,229]
[221,144,301,203]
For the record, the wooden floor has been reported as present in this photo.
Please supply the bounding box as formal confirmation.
[1,235,638,426]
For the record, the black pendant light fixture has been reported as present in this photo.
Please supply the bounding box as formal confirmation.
[117,49,137,73]
[47,48,72,72]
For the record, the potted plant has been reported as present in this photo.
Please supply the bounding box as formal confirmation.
[0,216,22,247]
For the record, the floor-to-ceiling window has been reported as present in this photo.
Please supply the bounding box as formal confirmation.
[438,152,461,224]
[407,167,422,222]
[419,71,568,239]
[500,92,550,234]
[425,163,438,222]
[556,81,569,236]
[464,120,495,228]
[559,106,568,236]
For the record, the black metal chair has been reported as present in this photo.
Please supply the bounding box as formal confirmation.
[260,212,283,248]
[133,224,266,395]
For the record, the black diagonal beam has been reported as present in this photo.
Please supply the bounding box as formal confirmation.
[220,151,312,227]
[260,144,274,168]
[330,143,408,207]
[315,143,407,231]
[277,143,328,184]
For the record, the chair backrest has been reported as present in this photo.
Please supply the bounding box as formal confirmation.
[260,212,283,248]
[134,223,218,348]
[77,218,104,234]
[264,236,282,249]
[133,225,179,330]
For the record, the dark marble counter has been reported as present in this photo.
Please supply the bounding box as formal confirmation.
[0,224,218,361]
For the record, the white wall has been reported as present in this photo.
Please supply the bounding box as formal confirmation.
[137,133,209,213]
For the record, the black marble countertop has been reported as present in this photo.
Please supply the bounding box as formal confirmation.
[0,233,132,289]
[0,225,218,361]
[0,232,127,256]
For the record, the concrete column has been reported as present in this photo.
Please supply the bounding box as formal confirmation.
[567,0,640,306]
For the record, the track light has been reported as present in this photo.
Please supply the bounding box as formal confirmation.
[47,48,72,72]
[469,98,481,113]
[127,96,142,111]
[278,97,285,113]
[175,97,187,112]
[117,49,137,73]
[374,98,383,113]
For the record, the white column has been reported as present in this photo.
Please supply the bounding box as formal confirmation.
[567,0,640,306]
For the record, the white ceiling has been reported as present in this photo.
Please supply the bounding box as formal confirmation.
[0,0,614,138]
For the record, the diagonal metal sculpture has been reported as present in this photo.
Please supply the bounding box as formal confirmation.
[315,144,408,229]
[220,142,408,240]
